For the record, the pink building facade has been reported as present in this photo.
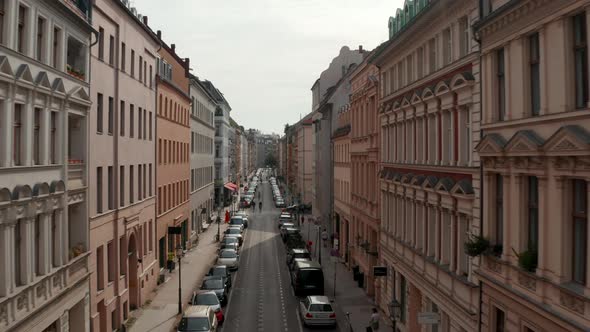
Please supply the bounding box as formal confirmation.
[88,1,159,330]
[333,106,351,266]
[475,0,590,330]
[349,58,380,296]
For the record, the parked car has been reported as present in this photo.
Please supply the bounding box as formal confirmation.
[286,248,312,266]
[190,291,224,325]
[289,257,311,271]
[233,212,249,227]
[275,199,286,208]
[224,233,243,246]
[207,265,232,289]
[217,249,240,270]
[200,276,229,305]
[281,227,300,242]
[220,237,239,248]
[219,242,239,254]
[279,223,296,237]
[291,260,324,296]
[298,296,336,327]
[278,213,294,228]
[226,225,244,234]
[230,216,247,230]
[177,305,218,332]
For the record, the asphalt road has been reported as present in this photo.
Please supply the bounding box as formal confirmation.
[221,176,340,332]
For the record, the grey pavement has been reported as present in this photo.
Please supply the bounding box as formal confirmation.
[128,211,231,332]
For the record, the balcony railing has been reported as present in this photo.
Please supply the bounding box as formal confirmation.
[68,159,85,189]
[63,0,92,22]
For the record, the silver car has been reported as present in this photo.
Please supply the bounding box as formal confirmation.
[299,296,336,327]
[217,249,240,270]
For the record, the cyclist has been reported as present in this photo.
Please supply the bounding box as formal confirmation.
[251,200,256,212]
[259,201,262,212]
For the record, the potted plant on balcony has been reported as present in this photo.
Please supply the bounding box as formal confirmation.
[512,248,538,272]
[464,234,490,257]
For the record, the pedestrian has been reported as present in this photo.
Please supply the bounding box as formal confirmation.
[259,201,262,212]
[301,215,305,225]
[251,200,256,212]
[321,228,328,248]
[367,307,380,331]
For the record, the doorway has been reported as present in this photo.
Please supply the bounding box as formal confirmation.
[128,233,138,310]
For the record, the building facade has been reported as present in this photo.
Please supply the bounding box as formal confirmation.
[189,75,215,240]
[311,46,365,234]
[349,56,380,295]
[88,1,159,329]
[475,0,590,330]
[296,117,314,205]
[0,0,92,330]
[332,107,352,267]
[375,0,481,330]
[155,37,191,272]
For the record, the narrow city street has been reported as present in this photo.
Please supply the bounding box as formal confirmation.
[222,179,339,332]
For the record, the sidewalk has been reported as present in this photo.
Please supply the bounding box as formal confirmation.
[128,217,229,332]
[301,219,387,332]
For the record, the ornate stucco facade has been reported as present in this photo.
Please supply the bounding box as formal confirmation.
[475,0,590,331]
[0,0,93,330]
[374,0,481,330]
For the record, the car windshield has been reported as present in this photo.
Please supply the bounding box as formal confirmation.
[178,317,210,331]
[223,238,237,244]
[210,267,226,276]
[294,252,311,259]
[228,228,240,234]
[230,219,243,225]
[220,251,237,258]
[196,293,219,306]
[309,304,333,312]
[202,279,223,289]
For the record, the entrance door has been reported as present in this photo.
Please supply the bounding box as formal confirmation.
[159,237,165,269]
[181,220,187,250]
[128,233,139,310]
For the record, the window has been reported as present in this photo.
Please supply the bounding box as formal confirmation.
[17,5,27,53]
[129,165,134,204]
[138,164,142,200]
[529,33,540,116]
[443,28,452,65]
[495,174,503,247]
[149,65,153,88]
[107,241,115,282]
[108,97,114,134]
[120,166,125,207]
[149,112,153,140]
[138,107,142,139]
[149,221,153,251]
[98,27,104,60]
[572,179,587,284]
[107,166,113,210]
[573,13,588,109]
[459,16,469,57]
[417,47,424,79]
[144,62,147,85]
[33,108,41,165]
[109,35,115,66]
[493,306,505,332]
[406,55,413,84]
[149,164,152,196]
[96,245,104,291]
[14,220,22,285]
[428,38,436,73]
[97,93,104,133]
[50,112,57,164]
[129,104,134,137]
[527,176,539,253]
[139,56,143,82]
[143,109,147,141]
[36,17,46,62]
[51,211,58,267]
[131,49,135,77]
[400,275,407,322]
[34,215,41,275]
[121,42,126,71]
[52,26,61,69]
[497,49,506,121]
[119,236,126,276]
[97,167,103,213]
[120,101,125,136]
[13,104,22,166]
[0,0,5,45]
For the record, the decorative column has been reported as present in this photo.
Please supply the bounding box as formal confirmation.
[421,202,428,255]
[537,176,548,277]
[0,218,15,296]
[434,206,441,263]
[53,210,63,268]
[59,209,69,264]
[0,95,13,167]
[58,309,69,332]
[450,212,457,273]
[40,212,51,275]
[23,92,34,166]
[22,217,34,284]
[41,106,50,165]
[538,26,548,115]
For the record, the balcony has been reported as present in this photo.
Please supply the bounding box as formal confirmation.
[62,0,92,23]
[68,160,85,189]
[66,36,87,81]
[67,114,86,189]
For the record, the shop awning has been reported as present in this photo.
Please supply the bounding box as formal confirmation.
[224,182,238,191]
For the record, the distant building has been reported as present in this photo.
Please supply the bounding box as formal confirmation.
[0,0,93,330]
[189,75,215,239]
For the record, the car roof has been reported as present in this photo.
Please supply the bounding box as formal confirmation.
[219,248,237,253]
[203,275,223,281]
[194,290,217,296]
[308,296,331,305]
[295,260,322,269]
[211,265,228,270]
[183,305,211,317]
[291,248,309,254]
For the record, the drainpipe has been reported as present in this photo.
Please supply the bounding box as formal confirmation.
[472,18,484,332]
[86,24,99,253]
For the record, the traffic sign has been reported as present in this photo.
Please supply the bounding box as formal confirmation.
[418,312,440,325]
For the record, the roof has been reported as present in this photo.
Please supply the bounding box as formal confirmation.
[183,305,210,318]
[295,260,322,269]
[200,79,231,110]
[308,296,331,304]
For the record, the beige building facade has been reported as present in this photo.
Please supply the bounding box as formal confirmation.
[88,2,159,330]
[296,116,313,205]
[0,0,93,330]
[475,0,590,331]
[333,107,351,265]
[375,0,481,330]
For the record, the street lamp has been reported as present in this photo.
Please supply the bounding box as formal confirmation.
[388,298,402,332]
[176,244,183,315]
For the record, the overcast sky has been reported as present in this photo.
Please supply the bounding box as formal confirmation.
[136,0,404,134]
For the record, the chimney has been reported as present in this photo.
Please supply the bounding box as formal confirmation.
[142,16,148,26]
[359,45,363,52]
[156,30,161,39]
[184,58,190,72]
[171,44,176,52]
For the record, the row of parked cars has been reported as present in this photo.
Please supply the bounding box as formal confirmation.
[177,212,249,332]
[270,177,286,207]
[240,176,260,208]
[277,212,337,328]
